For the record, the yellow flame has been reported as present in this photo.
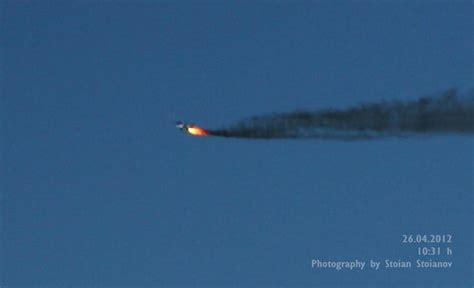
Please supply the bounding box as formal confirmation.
[187,127,208,136]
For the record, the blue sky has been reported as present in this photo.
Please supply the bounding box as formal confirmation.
[1,1,472,286]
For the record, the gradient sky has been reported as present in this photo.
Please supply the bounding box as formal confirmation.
[1,1,473,286]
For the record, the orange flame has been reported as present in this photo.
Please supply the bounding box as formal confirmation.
[187,127,209,136]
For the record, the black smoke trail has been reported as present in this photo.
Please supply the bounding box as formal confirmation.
[208,89,474,140]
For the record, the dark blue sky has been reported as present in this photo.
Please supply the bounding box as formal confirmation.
[2,1,472,286]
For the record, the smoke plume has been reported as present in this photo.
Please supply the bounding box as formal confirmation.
[209,89,474,140]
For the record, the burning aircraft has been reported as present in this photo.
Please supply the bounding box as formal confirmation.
[176,122,209,136]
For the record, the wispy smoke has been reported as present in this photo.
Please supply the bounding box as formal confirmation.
[209,89,474,140]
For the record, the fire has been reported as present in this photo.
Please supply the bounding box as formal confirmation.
[187,127,209,136]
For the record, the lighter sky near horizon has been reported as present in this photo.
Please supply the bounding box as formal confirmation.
[1,1,473,286]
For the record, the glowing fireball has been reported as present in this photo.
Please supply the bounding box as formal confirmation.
[187,127,209,136]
